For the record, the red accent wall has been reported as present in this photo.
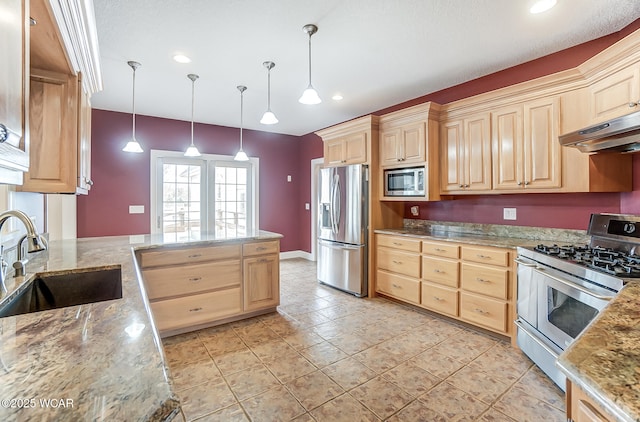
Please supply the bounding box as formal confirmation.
[77,110,302,252]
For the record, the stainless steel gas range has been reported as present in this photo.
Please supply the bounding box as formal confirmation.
[515,213,640,391]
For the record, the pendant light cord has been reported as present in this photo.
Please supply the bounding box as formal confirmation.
[307,34,312,85]
[191,78,195,147]
[267,70,272,111]
[132,66,136,138]
[240,90,244,149]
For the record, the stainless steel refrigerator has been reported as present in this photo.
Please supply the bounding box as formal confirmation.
[317,164,368,297]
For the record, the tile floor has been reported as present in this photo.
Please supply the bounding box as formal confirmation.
[162,258,566,422]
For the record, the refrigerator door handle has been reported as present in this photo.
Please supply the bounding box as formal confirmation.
[318,239,361,250]
[333,174,341,232]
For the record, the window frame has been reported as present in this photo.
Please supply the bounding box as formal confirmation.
[150,149,259,237]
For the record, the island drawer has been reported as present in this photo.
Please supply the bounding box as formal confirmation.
[243,240,280,257]
[139,244,241,268]
[144,260,242,300]
[151,288,242,332]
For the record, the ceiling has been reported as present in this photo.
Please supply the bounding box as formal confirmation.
[91,0,640,137]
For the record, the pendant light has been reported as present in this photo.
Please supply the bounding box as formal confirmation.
[260,61,278,125]
[299,24,321,105]
[122,61,144,153]
[234,86,249,161]
[184,74,201,157]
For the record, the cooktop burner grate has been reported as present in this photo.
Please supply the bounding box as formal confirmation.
[533,243,640,278]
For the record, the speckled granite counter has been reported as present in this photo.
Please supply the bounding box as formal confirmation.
[557,281,640,422]
[375,227,544,249]
[0,230,281,421]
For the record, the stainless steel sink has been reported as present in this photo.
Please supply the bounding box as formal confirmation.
[0,266,122,318]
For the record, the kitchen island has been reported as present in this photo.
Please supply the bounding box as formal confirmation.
[0,231,281,421]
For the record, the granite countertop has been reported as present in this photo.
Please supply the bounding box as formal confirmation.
[557,281,640,422]
[374,227,543,249]
[0,230,281,421]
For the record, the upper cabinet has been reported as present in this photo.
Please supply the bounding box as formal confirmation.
[492,97,561,192]
[17,0,101,193]
[440,113,491,193]
[0,0,30,184]
[316,115,379,167]
[588,63,640,124]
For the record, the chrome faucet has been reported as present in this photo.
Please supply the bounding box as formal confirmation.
[0,210,47,285]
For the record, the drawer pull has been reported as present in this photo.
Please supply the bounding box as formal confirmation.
[476,278,489,283]
[476,254,491,259]
[256,246,267,251]
[392,260,403,264]
[433,269,442,273]
[474,308,489,315]
[189,307,203,312]
[188,254,202,259]
[434,248,445,252]
[258,258,269,263]
[189,277,202,283]
[433,296,443,301]
[392,283,402,289]
[392,242,402,246]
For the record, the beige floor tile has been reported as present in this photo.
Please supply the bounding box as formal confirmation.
[263,352,317,383]
[240,385,306,421]
[310,393,380,422]
[213,348,261,376]
[201,334,247,357]
[179,380,237,421]
[410,349,465,378]
[235,326,281,347]
[493,388,566,422]
[162,331,200,346]
[512,366,565,411]
[286,370,344,411]
[170,358,222,392]
[321,357,377,390]
[312,320,351,340]
[327,333,376,355]
[352,343,406,373]
[416,382,489,421]
[382,361,441,397]
[290,413,316,422]
[293,310,331,327]
[469,342,533,384]
[430,330,497,364]
[349,376,414,420]
[281,330,325,350]
[163,340,211,366]
[299,341,348,368]
[446,365,510,404]
[386,399,448,422]
[477,408,517,421]
[249,339,297,361]
[191,403,248,422]
[225,364,280,401]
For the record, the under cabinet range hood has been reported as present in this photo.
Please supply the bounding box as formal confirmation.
[559,110,640,153]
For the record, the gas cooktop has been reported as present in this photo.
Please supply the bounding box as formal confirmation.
[532,244,640,278]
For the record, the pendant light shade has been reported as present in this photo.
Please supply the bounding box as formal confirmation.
[184,74,201,157]
[260,61,278,125]
[299,24,321,105]
[122,61,144,153]
[234,85,249,161]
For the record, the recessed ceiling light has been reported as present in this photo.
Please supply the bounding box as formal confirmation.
[530,0,557,14]
[332,94,343,101]
[173,54,191,63]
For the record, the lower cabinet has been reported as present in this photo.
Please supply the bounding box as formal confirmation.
[139,238,280,336]
[567,380,615,422]
[375,233,515,340]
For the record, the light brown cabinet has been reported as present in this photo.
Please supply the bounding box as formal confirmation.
[589,64,640,124]
[380,121,425,165]
[440,113,492,193]
[567,381,615,422]
[375,233,515,340]
[0,0,29,184]
[492,97,561,192]
[316,115,377,167]
[139,238,280,337]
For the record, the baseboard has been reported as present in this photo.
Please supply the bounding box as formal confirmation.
[280,250,314,261]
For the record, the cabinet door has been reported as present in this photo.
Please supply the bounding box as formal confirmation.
[589,65,640,124]
[0,0,29,180]
[343,132,367,164]
[569,381,614,422]
[324,138,345,166]
[464,114,492,191]
[401,121,426,164]
[492,106,523,190]
[440,119,465,192]
[380,128,401,165]
[21,70,79,193]
[243,254,280,311]
[524,97,561,189]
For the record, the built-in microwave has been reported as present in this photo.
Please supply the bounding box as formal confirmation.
[384,166,425,197]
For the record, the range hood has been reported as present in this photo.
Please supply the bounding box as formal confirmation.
[559,110,640,153]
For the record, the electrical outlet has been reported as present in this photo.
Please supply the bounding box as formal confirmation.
[503,208,517,220]
[410,206,419,216]
[287,175,292,182]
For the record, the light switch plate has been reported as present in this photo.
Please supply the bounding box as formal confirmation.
[503,208,517,220]
[287,175,292,182]
[305,203,310,210]
[129,205,145,214]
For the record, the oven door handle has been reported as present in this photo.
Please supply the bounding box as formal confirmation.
[533,268,615,301]
[514,319,560,358]
[514,258,537,267]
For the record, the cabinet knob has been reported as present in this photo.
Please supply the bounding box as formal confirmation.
[517,181,522,186]
[524,181,530,186]
[464,184,470,188]
[459,184,464,188]
[629,102,639,108]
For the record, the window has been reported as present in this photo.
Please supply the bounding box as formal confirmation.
[151,150,258,242]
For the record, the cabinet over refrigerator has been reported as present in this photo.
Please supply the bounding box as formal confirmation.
[317,164,368,297]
